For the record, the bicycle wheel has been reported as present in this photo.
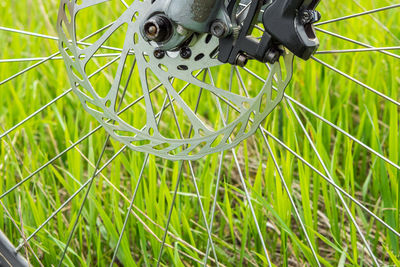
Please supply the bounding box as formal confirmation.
[1,0,399,266]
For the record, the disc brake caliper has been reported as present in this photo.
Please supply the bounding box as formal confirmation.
[218,0,321,66]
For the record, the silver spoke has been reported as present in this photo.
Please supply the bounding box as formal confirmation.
[285,99,380,265]
[234,67,320,265]
[316,46,400,54]
[57,52,134,265]
[315,4,400,26]
[262,131,321,266]
[312,56,400,106]
[0,23,120,86]
[0,200,42,266]
[188,161,220,266]
[156,161,184,267]
[208,68,272,266]
[15,145,127,252]
[203,65,400,242]
[157,73,219,265]
[262,128,400,239]
[0,67,196,199]
[241,66,400,171]
[0,126,103,200]
[231,151,272,266]
[119,0,129,9]
[0,55,121,141]
[109,154,148,266]
[57,134,113,266]
[0,53,121,63]
[112,60,172,266]
[0,26,122,52]
[203,151,224,266]
[0,52,60,85]
[315,28,400,60]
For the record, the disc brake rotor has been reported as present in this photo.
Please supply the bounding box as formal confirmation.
[57,0,293,160]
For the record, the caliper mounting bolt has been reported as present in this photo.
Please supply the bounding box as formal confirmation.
[264,48,281,64]
[179,47,192,59]
[235,53,248,67]
[210,20,228,38]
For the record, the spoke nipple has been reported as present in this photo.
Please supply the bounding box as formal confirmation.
[154,49,165,59]
[179,47,192,59]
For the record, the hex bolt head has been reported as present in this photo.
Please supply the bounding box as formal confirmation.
[154,49,165,59]
[300,10,321,25]
[235,53,248,67]
[210,20,228,38]
[179,47,192,59]
[264,48,281,64]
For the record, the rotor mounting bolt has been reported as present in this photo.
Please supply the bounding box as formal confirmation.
[154,49,165,59]
[210,20,228,38]
[143,15,173,42]
[235,53,248,67]
[179,47,192,59]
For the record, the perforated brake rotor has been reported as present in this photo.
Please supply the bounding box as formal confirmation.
[57,0,294,160]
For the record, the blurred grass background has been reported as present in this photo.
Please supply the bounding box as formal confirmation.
[0,0,399,266]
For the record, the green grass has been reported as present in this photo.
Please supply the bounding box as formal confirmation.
[1,0,399,266]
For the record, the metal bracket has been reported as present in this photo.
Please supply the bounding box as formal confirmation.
[218,0,321,65]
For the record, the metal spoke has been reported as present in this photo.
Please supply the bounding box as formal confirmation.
[285,99,380,266]
[0,55,121,141]
[207,68,272,266]
[0,68,204,199]
[0,53,121,63]
[57,134,112,266]
[187,161,220,266]
[262,132,321,266]
[0,26,122,52]
[0,23,120,86]
[0,52,61,85]
[111,60,174,266]
[231,151,272,266]
[234,66,320,265]
[261,129,400,239]
[203,151,224,266]
[316,46,400,54]
[311,56,400,106]
[315,4,400,26]
[240,66,400,171]
[156,72,220,265]
[119,0,129,9]
[14,145,127,252]
[196,66,400,242]
[0,200,42,266]
[109,154,148,266]
[156,161,184,267]
[315,28,400,60]
[57,51,134,265]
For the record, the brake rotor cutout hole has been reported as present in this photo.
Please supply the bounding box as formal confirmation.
[205,34,212,44]
[194,53,204,61]
[177,65,188,71]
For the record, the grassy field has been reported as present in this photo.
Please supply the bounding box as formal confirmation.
[1,0,399,266]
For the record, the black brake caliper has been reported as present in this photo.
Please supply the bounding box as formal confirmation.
[218,0,321,66]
